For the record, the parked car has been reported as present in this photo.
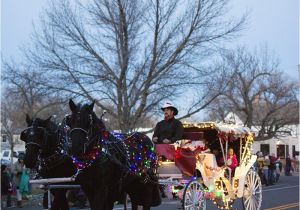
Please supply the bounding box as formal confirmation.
[0,149,25,164]
[1,158,11,166]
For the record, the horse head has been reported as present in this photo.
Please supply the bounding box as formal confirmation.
[20,114,58,168]
[67,99,106,158]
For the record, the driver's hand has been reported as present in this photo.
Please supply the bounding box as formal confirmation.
[163,139,171,144]
[152,137,158,143]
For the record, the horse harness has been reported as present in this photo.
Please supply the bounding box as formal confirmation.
[22,123,70,173]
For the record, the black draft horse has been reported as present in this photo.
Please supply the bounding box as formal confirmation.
[67,99,161,210]
[21,115,77,210]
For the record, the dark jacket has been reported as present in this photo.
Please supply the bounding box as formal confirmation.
[1,171,12,195]
[153,118,183,143]
[286,157,292,167]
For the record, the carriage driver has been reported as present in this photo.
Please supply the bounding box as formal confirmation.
[152,102,183,144]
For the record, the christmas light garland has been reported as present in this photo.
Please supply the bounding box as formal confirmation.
[71,130,157,176]
[71,130,109,170]
[123,132,157,175]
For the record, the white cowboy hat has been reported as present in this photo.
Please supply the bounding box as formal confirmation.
[161,102,178,115]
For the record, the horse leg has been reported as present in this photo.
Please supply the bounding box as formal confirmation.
[123,193,127,210]
[51,189,69,210]
[143,206,151,210]
[92,188,108,210]
[50,189,59,210]
[58,189,69,210]
[42,192,48,209]
[131,202,138,210]
[106,196,115,210]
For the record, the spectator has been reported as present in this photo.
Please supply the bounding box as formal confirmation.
[285,155,292,176]
[295,158,299,172]
[263,156,270,185]
[12,154,25,207]
[291,157,297,173]
[256,152,265,184]
[275,159,282,182]
[268,154,277,185]
[1,164,12,208]
[19,167,30,200]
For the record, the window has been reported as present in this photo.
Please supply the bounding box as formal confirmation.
[3,151,9,157]
[292,145,297,157]
[2,135,7,142]
[260,144,270,156]
[13,151,18,158]
[276,144,286,158]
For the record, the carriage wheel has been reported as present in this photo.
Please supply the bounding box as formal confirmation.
[183,178,206,210]
[242,169,262,210]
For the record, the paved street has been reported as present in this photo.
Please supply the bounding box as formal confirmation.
[3,175,299,210]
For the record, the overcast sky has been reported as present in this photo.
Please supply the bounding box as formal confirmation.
[1,0,299,78]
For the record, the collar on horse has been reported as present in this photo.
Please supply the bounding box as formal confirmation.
[38,127,69,172]
[71,129,110,171]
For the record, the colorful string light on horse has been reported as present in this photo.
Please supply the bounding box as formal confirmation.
[67,99,161,210]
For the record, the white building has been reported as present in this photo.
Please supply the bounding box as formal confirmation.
[224,112,299,158]
[252,128,299,159]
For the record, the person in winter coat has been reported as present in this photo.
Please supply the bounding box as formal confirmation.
[19,167,30,199]
[219,148,238,176]
[285,155,292,176]
[263,156,270,185]
[227,148,238,172]
[275,159,282,182]
[153,102,183,198]
[268,154,277,185]
[257,152,265,184]
[1,164,12,208]
[152,102,183,144]
[12,154,25,207]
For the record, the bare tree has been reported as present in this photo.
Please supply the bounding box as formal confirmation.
[1,62,70,166]
[219,47,279,127]
[253,74,299,140]
[1,91,27,167]
[22,0,246,132]
[2,61,68,120]
[204,46,299,140]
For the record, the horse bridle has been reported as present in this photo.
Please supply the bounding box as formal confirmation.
[68,113,98,153]
[22,126,48,149]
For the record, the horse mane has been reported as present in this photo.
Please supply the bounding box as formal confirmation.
[33,117,58,134]
[80,103,106,131]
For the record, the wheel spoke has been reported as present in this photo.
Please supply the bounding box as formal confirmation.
[185,204,194,208]
[187,192,193,202]
[250,176,253,188]
[184,180,205,210]
[253,182,259,191]
[251,197,256,210]
[243,171,263,210]
[246,196,251,210]
[254,175,258,187]
[254,196,259,209]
